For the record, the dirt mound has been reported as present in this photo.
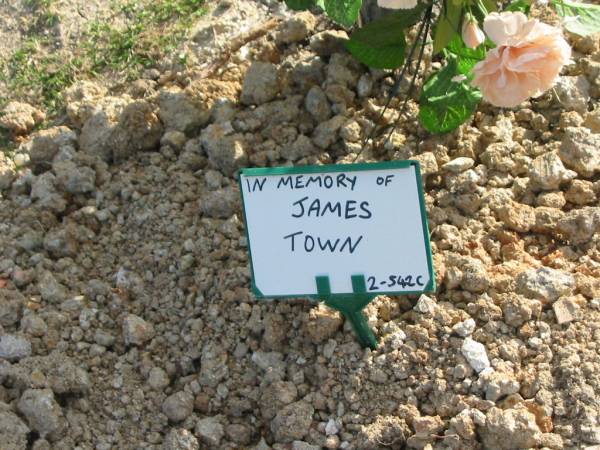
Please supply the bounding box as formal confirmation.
[1,1,600,449]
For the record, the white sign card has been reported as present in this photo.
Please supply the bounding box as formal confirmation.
[239,161,435,298]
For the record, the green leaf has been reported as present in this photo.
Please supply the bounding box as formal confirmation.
[433,2,462,54]
[345,4,425,69]
[284,0,315,10]
[478,0,498,13]
[419,57,482,133]
[554,0,600,36]
[323,0,362,27]
[505,0,531,13]
[445,35,486,75]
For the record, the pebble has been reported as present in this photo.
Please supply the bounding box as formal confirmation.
[461,338,491,373]
[17,389,66,440]
[123,314,155,346]
[0,334,32,361]
[163,428,199,450]
[442,157,475,173]
[414,294,437,314]
[271,401,314,443]
[162,391,194,422]
[553,297,581,324]
[453,318,476,337]
[148,366,170,390]
[516,267,576,304]
[195,416,224,447]
[241,62,280,105]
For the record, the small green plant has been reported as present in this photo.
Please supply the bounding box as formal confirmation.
[1,0,205,117]
[24,0,60,28]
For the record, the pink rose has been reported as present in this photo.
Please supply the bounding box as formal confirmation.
[462,18,486,49]
[471,12,571,108]
[378,0,418,9]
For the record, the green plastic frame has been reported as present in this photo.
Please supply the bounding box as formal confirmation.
[238,160,436,299]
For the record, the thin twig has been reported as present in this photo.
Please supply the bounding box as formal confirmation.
[353,5,433,162]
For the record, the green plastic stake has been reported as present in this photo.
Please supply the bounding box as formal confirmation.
[316,275,378,350]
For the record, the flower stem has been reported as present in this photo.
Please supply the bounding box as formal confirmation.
[353,5,433,162]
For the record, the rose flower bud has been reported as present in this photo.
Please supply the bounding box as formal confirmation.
[462,16,485,49]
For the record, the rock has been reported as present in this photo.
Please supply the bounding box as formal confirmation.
[225,423,252,445]
[251,351,285,376]
[43,227,79,258]
[200,123,248,177]
[64,81,110,126]
[163,428,199,450]
[495,200,536,233]
[195,416,224,447]
[553,76,590,113]
[292,441,320,450]
[461,337,490,373]
[442,157,475,173]
[305,86,331,122]
[122,314,155,346]
[53,160,96,194]
[453,318,476,337]
[271,401,314,443]
[559,127,600,177]
[565,180,596,205]
[357,74,373,97]
[148,367,170,390]
[241,62,280,105]
[260,381,298,420]
[414,294,437,314]
[46,357,90,395]
[0,334,31,362]
[305,305,343,343]
[158,87,211,133]
[407,415,444,447]
[516,267,575,304]
[0,101,45,135]
[38,271,67,303]
[553,297,581,324]
[0,406,30,450]
[0,153,16,190]
[79,110,117,162]
[23,126,77,168]
[162,391,194,422]
[482,371,520,401]
[17,389,66,441]
[201,186,240,218]
[111,100,163,162]
[460,258,489,293]
[198,343,228,387]
[556,206,600,244]
[312,115,346,149]
[355,416,409,450]
[413,152,438,176]
[584,107,600,133]
[529,152,577,190]
[0,289,24,327]
[480,407,541,450]
[275,12,316,44]
[325,418,340,435]
[501,295,540,327]
[161,130,187,150]
[281,134,318,161]
[309,30,349,56]
[30,172,66,213]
